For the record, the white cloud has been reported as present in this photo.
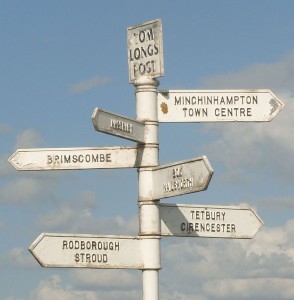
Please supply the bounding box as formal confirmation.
[199,51,294,90]
[199,92,294,185]
[203,278,294,299]
[0,247,35,268]
[35,191,138,234]
[1,129,44,177]
[71,269,140,289]
[69,75,112,94]
[36,190,97,230]
[158,218,294,299]
[0,177,47,204]
[30,273,141,300]
[242,219,294,261]
[29,275,97,300]
[14,129,43,150]
[196,52,294,185]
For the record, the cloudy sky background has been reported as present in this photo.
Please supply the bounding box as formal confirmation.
[1,1,294,299]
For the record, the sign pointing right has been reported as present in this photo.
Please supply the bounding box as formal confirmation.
[159,204,263,239]
[139,156,213,201]
[158,89,285,122]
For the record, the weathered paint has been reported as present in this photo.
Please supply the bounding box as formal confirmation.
[29,233,161,270]
[91,108,146,143]
[128,19,164,83]
[138,156,213,201]
[158,89,285,122]
[9,146,140,170]
[159,203,263,239]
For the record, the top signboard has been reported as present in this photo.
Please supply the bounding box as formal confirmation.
[128,19,164,83]
[158,90,285,122]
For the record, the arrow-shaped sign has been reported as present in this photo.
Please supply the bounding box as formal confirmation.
[29,233,160,269]
[139,156,213,201]
[91,108,146,143]
[9,146,140,171]
[159,203,263,239]
[158,90,285,122]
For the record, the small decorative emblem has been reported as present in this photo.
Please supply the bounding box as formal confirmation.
[160,102,168,114]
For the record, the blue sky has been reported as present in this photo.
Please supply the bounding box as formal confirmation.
[1,1,294,299]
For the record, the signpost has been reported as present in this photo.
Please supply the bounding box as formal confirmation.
[9,146,140,170]
[139,156,213,201]
[9,18,281,300]
[30,233,160,269]
[158,89,285,122]
[128,19,164,83]
[92,108,146,143]
[159,204,263,239]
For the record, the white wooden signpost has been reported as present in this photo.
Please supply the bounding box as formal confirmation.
[159,203,263,239]
[128,19,164,83]
[9,146,140,170]
[139,156,213,201]
[158,89,285,122]
[92,108,146,143]
[8,18,284,300]
[30,233,160,269]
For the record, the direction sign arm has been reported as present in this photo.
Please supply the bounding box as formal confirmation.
[91,107,146,143]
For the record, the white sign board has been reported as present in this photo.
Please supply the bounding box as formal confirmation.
[158,90,285,122]
[9,146,140,171]
[139,156,213,201]
[30,233,160,269]
[128,19,164,83]
[160,204,263,238]
[92,108,145,143]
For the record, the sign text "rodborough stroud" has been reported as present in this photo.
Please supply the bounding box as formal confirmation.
[62,239,120,264]
[29,233,161,269]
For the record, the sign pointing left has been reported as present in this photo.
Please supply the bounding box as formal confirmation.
[92,108,145,143]
[9,146,140,170]
[30,233,160,269]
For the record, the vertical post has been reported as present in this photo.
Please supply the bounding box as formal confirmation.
[134,76,161,300]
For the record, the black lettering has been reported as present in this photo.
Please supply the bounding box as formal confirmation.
[62,241,67,249]
[188,223,193,232]
[139,30,145,43]
[153,44,159,55]
[140,46,147,58]
[75,253,79,262]
[69,241,73,249]
[181,223,186,231]
[231,224,236,232]
[47,155,53,164]
[134,48,140,60]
